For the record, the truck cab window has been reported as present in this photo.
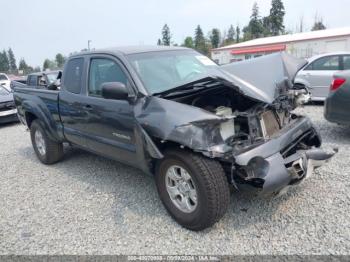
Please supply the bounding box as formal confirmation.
[88,58,128,96]
[64,58,84,94]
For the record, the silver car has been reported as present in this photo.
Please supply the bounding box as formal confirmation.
[294,52,350,101]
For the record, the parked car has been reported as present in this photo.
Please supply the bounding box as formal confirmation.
[11,71,61,90]
[324,70,350,124]
[0,85,18,124]
[0,73,11,92]
[294,52,350,101]
[13,47,335,231]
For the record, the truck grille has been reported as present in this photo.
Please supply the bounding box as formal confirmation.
[260,110,281,138]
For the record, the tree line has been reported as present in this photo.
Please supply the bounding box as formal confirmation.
[0,49,67,75]
[157,0,327,55]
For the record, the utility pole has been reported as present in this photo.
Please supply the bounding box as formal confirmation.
[88,40,92,51]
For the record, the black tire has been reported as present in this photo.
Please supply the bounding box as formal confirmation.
[155,149,230,231]
[30,120,63,165]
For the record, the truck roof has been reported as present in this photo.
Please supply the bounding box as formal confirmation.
[72,45,190,56]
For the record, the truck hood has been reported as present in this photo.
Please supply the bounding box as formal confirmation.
[220,52,307,104]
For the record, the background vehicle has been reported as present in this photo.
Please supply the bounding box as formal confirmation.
[294,52,350,101]
[0,85,18,124]
[11,71,61,90]
[13,47,334,231]
[0,73,11,92]
[324,70,350,124]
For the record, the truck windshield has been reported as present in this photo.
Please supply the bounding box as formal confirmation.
[127,50,219,94]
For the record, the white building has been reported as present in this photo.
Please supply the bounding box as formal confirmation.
[211,27,350,65]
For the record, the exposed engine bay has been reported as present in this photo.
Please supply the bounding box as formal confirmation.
[169,84,305,151]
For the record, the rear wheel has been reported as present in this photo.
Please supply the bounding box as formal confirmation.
[30,120,63,164]
[155,149,230,231]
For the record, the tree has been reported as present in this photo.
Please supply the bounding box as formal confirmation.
[7,48,17,73]
[312,16,326,31]
[43,59,56,71]
[210,28,221,48]
[262,16,272,36]
[0,50,10,73]
[194,25,208,54]
[18,58,28,74]
[33,66,41,72]
[225,25,235,45]
[182,36,194,48]
[55,53,65,68]
[161,24,171,46]
[236,25,241,43]
[157,39,162,45]
[268,0,285,36]
[244,2,264,40]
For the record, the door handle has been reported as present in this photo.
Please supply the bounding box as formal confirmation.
[83,104,93,110]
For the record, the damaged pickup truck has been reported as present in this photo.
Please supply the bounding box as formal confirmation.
[13,46,336,231]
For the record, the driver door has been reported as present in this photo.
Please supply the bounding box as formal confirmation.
[79,56,137,165]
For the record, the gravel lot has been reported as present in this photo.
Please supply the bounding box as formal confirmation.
[0,105,349,255]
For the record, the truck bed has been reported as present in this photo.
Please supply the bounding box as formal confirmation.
[14,87,64,142]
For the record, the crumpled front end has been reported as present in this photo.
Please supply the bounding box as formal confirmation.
[231,116,337,194]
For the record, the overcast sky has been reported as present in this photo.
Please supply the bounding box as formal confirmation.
[2,0,350,67]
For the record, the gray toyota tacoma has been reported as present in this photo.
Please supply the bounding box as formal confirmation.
[14,46,336,231]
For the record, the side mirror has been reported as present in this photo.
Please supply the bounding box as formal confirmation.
[101,82,129,100]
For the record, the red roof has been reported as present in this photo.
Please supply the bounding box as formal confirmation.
[230,44,286,55]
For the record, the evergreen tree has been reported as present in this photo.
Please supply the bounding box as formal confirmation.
[43,59,55,71]
[194,25,208,54]
[183,36,194,48]
[244,2,264,40]
[250,2,264,39]
[18,58,28,74]
[161,24,171,46]
[0,50,10,72]
[7,48,17,73]
[210,28,221,48]
[157,39,162,45]
[269,0,285,36]
[262,16,272,36]
[226,25,235,44]
[236,25,241,43]
[312,17,326,31]
[55,53,65,68]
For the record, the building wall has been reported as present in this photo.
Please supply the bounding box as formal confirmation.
[212,35,350,65]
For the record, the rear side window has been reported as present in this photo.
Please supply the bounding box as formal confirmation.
[64,58,84,94]
[306,56,340,71]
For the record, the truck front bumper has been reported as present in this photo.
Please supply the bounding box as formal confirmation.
[232,116,337,194]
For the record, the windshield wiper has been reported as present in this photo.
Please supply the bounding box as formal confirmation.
[153,76,220,97]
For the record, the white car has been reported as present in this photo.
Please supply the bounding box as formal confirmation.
[0,73,11,92]
[294,52,350,101]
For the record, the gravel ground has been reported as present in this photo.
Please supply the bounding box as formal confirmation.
[0,105,349,255]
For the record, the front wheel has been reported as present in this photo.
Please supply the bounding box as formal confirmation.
[155,149,230,231]
[30,120,63,164]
